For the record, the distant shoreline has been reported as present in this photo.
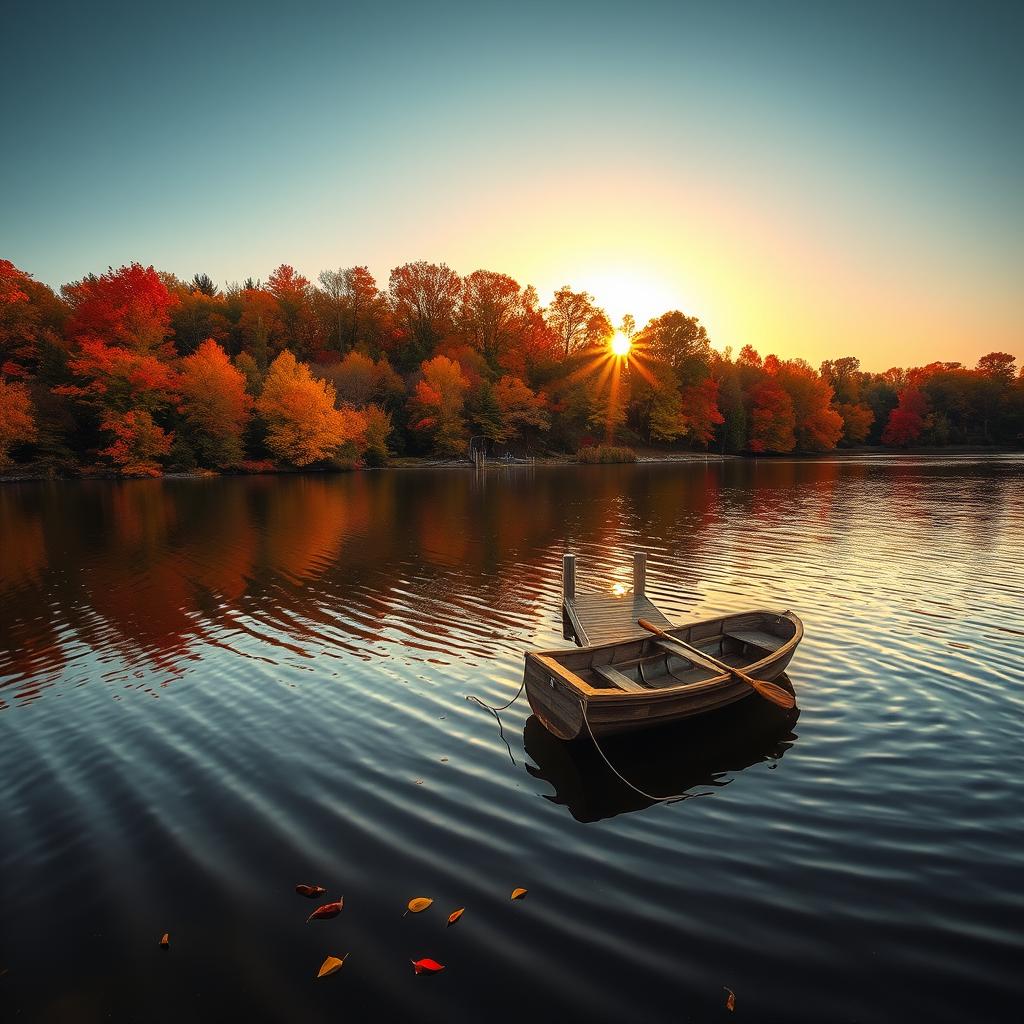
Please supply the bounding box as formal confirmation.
[3,445,1021,483]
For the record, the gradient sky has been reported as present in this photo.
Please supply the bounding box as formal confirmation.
[2,0,1021,370]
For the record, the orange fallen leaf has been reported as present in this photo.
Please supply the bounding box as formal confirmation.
[307,897,344,922]
[511,888,528,900]
[411,958,445,975]
[316,953,349,979]
[724,987,736,1011]
[159,933,169,949]
[295,884,328,898]
[446,908,464,927]
[404,897,433,917]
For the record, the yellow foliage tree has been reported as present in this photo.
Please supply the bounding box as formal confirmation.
[256,350,365,466]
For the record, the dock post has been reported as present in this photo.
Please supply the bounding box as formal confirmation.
[562,553,576,605]
[633,550,646,597]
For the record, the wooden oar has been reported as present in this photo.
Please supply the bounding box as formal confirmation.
[638,618,796,710]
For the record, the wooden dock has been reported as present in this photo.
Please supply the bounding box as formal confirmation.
[561,551,674,646]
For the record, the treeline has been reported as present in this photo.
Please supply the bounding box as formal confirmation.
[1,258,1021,475]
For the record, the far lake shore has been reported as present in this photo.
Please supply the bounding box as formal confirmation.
[2,444,1021,483]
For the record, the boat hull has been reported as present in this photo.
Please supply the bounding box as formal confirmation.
[524,610,802,740]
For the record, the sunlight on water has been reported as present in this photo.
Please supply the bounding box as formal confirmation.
[1,458,1022,1022]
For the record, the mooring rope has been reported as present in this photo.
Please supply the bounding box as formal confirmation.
[579,699,687,804]
[465,677,526,765]
[465,681,688,803]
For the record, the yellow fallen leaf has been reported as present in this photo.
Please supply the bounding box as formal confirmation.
[405,897,433,916]
[446,907,464,927]
[511,888,528,900]
[724,987,736,1011]
[317,953,349,979]
[159,933,169,949]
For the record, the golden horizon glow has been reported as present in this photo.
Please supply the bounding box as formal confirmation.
[610,331,632,357]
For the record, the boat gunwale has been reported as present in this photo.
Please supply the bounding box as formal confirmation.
[527,609,803,702]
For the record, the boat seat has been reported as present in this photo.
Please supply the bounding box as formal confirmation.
[592,664,648,693]
[725,629,785,653]
[652,638,723,673]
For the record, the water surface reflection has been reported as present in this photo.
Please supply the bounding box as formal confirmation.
[2,458,1023,1022]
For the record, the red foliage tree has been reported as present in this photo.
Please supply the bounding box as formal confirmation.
[63,264,177,355]
[681,377,725,446]
[749,377,796,452]
[882,389,931,446]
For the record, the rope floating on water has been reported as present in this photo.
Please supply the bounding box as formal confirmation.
[465,681,687,803]
[465,676,526,765]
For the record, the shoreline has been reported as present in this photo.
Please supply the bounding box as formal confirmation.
[2,445,1020,483]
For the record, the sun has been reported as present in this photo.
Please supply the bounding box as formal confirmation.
[610,331,632,357]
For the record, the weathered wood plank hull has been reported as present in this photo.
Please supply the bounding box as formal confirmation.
[525,610,802,739]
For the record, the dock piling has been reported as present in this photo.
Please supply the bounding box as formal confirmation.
[633,551,646,597]
[562,553,576,605]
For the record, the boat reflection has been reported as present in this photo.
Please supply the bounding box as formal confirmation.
[524,679,800,822]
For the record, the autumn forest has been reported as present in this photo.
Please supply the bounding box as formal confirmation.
[1,258,1020,476]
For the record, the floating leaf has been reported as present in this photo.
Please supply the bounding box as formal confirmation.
[404,897,433,917]
[446,908,464,927]
[159,933,169,949]
[511,888,528,900]
[295,884,327,899]
[307,897,344,922]
[316,953,349,979]
[724,987,736,1012]
[411,958,445,975]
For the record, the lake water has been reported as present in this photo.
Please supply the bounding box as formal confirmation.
[1,458,1022,1022]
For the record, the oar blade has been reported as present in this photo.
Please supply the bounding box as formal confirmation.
[750,678,797,709]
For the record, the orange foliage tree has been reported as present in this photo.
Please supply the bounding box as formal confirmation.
[493,374,550,443]
[408,354,469,456]
[775,358,844,450]
[0,378,37,467]
[58,338,179,414]
[178,339,253,467]
[98,410,173,476]
[256,350,365,466]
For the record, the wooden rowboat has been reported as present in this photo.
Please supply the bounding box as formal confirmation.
[524,609,803,739]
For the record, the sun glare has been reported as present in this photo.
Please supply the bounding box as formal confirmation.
[610,331,632,357]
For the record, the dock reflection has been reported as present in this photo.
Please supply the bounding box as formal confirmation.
[524,681,800,822]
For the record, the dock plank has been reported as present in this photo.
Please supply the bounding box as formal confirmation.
[564,590,672,646]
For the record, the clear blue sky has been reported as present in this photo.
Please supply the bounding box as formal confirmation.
[2,0,1021,368]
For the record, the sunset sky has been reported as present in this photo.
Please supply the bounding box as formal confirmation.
[3,0,1020,371]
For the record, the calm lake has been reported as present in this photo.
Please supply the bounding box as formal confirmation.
[1,458,1022,1022]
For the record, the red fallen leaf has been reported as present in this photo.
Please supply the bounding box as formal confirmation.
[411,958,445,975]
[724,987,736,1011]
[306,897,344,922]
[295,884,328,898]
